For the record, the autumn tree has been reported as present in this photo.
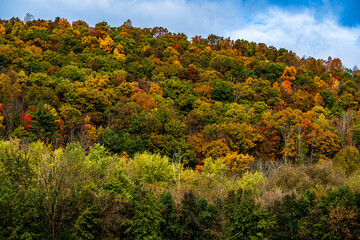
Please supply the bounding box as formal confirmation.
[280,66,296,104]
[222,151,254,176]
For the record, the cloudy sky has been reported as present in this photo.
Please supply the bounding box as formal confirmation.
[1,0,360,68]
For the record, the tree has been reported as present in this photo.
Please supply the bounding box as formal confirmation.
[319,89,336,110]
[221,122,262,153]
[127,190,164,240]
[0,24,5,36]
[280,66,296,104]
[211,80,234,102]
[130,152,172,186]
[333,146,360,176]
[224,190,275,240]
[23,13,34,23]
[30,104,58,142]
[178,191,219,239]
[222,152,254,175]
[270,193,314,240]
[160,192,179,239]
[100,35,114,53]
[59,105,82,142]
[255,121,281,161]
[0,72,23,136]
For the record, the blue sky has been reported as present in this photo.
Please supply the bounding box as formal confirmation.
[1,0,360,68]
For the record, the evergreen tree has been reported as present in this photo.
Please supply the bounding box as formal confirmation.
[30,104,57,141]
[127,190,164,239]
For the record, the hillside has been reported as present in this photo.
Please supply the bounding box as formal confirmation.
[0,17,360,239]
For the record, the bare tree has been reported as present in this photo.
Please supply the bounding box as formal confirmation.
[172,148,183,193]
[24,13,34,23]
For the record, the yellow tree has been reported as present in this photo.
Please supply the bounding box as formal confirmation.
[222,151,254,175]
[202,139,230,160]
[0,24,5,36]
[221,122,262,153]
[149,82,163,96]
[114,43,126,62]
[100,35,114,53]
[59,105,82,142]
[81,35,99,50]
[58,18,71,29]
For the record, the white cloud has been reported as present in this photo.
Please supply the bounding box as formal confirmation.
[226,8,360,68]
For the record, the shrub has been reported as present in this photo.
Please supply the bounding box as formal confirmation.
[266,162,345,192]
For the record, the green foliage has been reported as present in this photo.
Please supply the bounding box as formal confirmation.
[30,104,58,141]
[97,128,147,155]
[162,76,196,112]
[72,206,99,240]
[319,89,336,109]
[0,181,16,238]
[127,190,164,240]
[270,192,314,240]
[311,187,360,239]
[130,152,172,186]
[178,191,220,239]
[0,139,35,186]
[254,61,285,84]
[224,190,275,240]
[12,188,49,240]
[238,171,266,193]
[211,80,234,102]
[160,192,179,239]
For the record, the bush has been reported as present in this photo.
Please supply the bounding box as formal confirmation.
[238,171,265,194]
[266,163,345,192]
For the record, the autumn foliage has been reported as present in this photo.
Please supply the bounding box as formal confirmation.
[0,16,359,239]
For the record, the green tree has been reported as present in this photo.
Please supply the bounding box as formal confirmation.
[270,192,314,240]
[160,192,179,239]
[224,190,275,240]
[130,152,172,186]
[30,104,58,141]
[211,80,234,102]
[127,190,164,240]
[319,89,336,110]
[178,191,219,239]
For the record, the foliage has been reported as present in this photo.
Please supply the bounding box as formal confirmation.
[0,16,360,239]
[130,152,172,186]
[333,146,360,176]
[224,190,275,240]
[127,190,164,240]
[222,152,254,175]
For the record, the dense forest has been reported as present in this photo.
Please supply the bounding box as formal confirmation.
[0,15,360,239]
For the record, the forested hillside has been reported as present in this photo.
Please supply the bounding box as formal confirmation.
[0,16,360,239]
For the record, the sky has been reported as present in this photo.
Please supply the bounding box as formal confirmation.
[1,0,360,68]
